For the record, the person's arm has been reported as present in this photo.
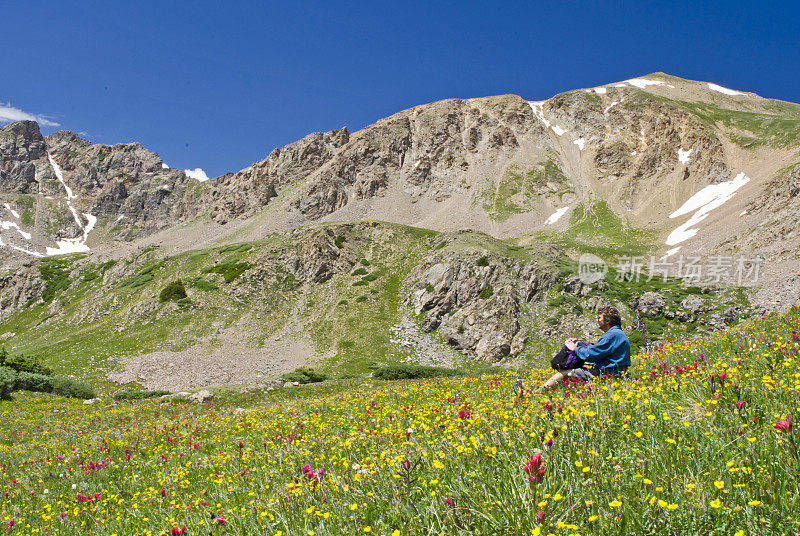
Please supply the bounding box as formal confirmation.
[574,332,617,363]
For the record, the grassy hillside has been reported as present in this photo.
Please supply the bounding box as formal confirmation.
[1,307,798,535]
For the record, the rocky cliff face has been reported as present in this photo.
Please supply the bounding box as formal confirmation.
[0,122,199,267]
[404,232,564,361]
[44,130,197,239]
[197,128,351,224]
[0,121,47,194]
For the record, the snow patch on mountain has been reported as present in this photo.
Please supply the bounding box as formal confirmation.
[528,101,567,136]
[708,83,745,96]
[0,234,43,257]
[545,206,570,225]
[1,221,31,240]
[603,100,620,114]
[43,154,97,256]
[678,148,693,164]
[624,78,675,89]
[666,172,751,246]
[574,138,586,151]
[3,203,19,219]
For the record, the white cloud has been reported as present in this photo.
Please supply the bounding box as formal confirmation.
[184,167,211,181]
[0,102,60,127]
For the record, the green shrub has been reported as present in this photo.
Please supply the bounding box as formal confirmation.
[201,262,253,283]
[280,367,328,384]
[0,348,53,375]
[373,364,464,381]
[218,243,252,253]
[352,280,368,287]
[0,366,18,399]
[351,267,368,276]
[16,372,53,393]
[355,295,368,303]
[334,235,346,248]
[434,241,447,251]
[477,255,490,267]
[159,280,187,302]
[479,284,494,299]
[362,273,379,282]
[424,283,434,293]
[52,377,96,399]
[39,258,72,303]
[360,259,371,266]
[120,261,164,288]
[113,389,171,400]
[338,299,348,306]
[185,277,218,291]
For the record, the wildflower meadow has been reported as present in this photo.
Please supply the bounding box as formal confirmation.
[2,308,800,536]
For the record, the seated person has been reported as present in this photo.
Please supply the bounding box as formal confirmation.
[540,305,631,389]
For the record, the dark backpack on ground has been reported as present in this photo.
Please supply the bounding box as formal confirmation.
[550,342,589,371]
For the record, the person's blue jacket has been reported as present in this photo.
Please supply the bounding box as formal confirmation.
[574,325,631,374]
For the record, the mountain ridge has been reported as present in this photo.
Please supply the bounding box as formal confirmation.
[1,72,798,389]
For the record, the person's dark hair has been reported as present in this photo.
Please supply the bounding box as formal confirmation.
[598,305,622,327]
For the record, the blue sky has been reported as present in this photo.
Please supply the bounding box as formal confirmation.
[1,0,798,179]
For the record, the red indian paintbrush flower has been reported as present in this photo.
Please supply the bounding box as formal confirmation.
[774,419,792,432]
[522,453,546,484]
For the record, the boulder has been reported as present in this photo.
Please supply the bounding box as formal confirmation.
[638,292,666,316]
[681,295,707,315]
[188,390,214,403]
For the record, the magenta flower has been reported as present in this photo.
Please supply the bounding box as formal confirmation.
[522,453,546,485]
[775,419,792,433]
[301,463,324,481]
[735,400,744,412]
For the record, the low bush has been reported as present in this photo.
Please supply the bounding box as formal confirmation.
[0,366,18,399]
[120,261,164,288]
[477,255,490,267]
[351,267,368,276]
[372,364,465,381]
[52,377,96,399]
[280,367,328,384]
[360,259,371,266]
[16,372,53,393]
[159,280,187,302]
[113,390,171,400]
[334,235,346,248]
[185,277,218,291]
[0,348,53,375]
[201,262,253,283]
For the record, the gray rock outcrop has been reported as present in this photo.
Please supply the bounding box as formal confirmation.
[404,234,563,361]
